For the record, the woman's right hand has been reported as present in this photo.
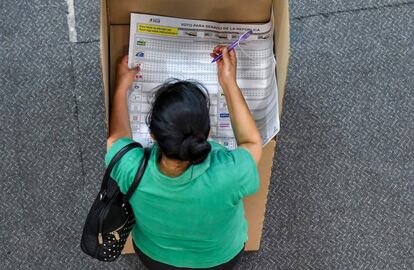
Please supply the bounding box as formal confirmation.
[210,46,237,89]
[210,45,262,164]
[116,55,140,91]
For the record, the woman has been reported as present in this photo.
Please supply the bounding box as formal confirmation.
[106,46,262,270]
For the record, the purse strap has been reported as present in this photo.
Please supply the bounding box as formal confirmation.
[124,147,151,202]
[100,142,142,193]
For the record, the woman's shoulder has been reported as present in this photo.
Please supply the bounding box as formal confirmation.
[104,138,147,194]
[105,138,145,167]
[208,141,231,163]
[207,141,260,199]
[207,141,255,167]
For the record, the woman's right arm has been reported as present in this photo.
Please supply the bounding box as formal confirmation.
[107,56,139,150]
[211,47,262,164]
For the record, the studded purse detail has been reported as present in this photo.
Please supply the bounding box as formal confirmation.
[81,143,150,261]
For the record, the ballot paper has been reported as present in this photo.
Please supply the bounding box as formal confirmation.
[127,13,279,150]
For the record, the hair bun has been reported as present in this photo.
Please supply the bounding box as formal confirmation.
[179,132,211,164]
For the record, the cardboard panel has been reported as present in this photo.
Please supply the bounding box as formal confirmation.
[122,235,134,255]
[108,0,272,25]
[100,0,109,121]
[109,25,130,99]
[274,0,290,115]
[243,140,276,250]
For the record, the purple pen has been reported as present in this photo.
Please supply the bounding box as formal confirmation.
[211,30,253,63]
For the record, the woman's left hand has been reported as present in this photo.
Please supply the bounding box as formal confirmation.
[116,55,140,90]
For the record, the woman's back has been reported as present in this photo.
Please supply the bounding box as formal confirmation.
[106,138,259,268]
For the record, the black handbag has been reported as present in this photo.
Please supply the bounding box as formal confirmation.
[80,142,150,261]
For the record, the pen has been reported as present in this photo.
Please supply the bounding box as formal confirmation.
[211,30,253,63]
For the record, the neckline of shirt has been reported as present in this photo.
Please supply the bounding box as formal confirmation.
[148,144,212,186]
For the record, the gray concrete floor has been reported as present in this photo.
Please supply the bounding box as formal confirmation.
[0,0,413,269]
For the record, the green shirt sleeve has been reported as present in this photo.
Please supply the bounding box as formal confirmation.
[229,147,260,201]
[104,137,144,194]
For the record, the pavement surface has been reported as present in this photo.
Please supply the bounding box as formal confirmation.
[0,0,413,269]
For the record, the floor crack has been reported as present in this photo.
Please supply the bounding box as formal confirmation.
[72,40,100,44]
[68,45,86,177]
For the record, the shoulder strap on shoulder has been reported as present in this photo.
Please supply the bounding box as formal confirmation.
[100,142,142,192]
[124,147,151,202]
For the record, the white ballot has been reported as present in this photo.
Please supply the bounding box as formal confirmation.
[127,13,279,150]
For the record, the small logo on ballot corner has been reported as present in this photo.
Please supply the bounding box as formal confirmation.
[149,18,160,23]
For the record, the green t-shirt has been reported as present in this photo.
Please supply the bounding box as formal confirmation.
[105,138,259,268]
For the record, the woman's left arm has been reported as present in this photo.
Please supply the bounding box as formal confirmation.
[107,55,140,149]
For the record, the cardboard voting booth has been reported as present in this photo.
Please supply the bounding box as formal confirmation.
[99,0,290,252]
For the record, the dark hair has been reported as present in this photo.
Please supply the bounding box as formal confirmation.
[146,79,211,164]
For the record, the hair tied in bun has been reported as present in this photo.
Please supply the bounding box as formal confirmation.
[180,132,211,164]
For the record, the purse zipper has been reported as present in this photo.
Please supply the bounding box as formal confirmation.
[98,218,129,244]
[110,231,121,241]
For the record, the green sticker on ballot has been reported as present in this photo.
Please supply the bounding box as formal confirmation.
[137,40,146,46]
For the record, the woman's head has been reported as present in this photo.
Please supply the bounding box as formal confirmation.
[146,79,211,164]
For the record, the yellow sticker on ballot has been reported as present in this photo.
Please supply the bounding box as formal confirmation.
[137,24,179,36]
